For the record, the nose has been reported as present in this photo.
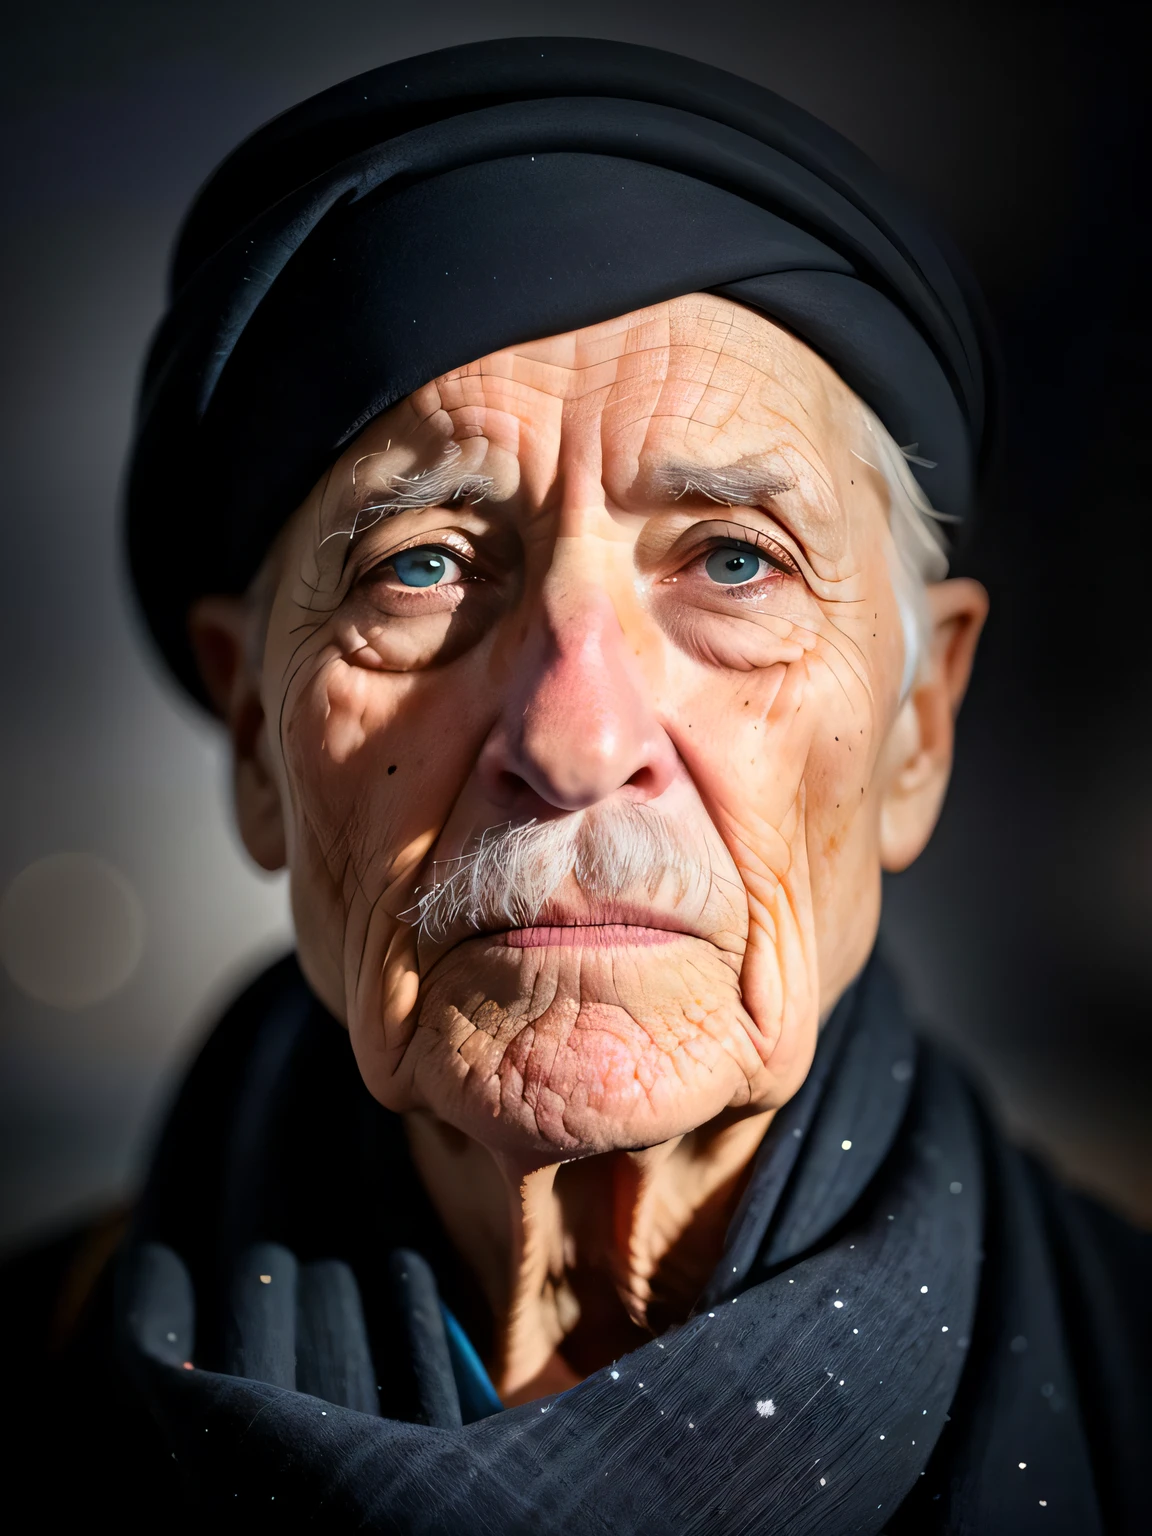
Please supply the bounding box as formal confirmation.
[477,586,678,813]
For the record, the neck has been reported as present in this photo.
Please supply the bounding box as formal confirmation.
[403,1108,773,1405]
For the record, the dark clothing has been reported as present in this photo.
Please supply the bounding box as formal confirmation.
[124,37,996,703]
[6,952,1149,1532]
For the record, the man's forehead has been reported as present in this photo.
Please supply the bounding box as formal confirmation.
[310,295,860,562]
[433,294,826,407]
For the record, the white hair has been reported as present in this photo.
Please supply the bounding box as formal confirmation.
[406,803,701,944]
[855,403,952,697]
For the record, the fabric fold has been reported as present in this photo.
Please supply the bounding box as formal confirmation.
[114,950,1113,1533]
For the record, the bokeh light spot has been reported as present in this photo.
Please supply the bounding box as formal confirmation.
[0,853,145,1009]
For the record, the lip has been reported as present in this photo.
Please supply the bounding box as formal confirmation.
[480,899,713,950]
[498,923,688,948]
[419,898,713,962]
[415,899,724,984]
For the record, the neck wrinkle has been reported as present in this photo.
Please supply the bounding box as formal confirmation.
[405,1107,777,1405]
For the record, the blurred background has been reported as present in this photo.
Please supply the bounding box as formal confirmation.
[1,0,1148,1254]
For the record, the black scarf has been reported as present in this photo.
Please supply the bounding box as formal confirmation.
[114,952,1149,1533]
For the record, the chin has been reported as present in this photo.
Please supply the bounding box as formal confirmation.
[396,932,757,1161]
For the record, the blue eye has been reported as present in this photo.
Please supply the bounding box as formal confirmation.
[704,545,766,586]
[391,547,462,587]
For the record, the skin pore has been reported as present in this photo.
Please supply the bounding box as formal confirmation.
[192,294,986,1405]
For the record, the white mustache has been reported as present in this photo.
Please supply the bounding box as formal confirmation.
[406,805,702,944]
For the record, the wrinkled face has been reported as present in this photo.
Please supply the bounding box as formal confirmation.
[255,295,917,1164]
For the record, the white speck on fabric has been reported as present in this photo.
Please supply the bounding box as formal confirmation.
[755,1399,776,1417]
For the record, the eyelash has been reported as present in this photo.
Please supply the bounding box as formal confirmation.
[689,527,801,578]
[355,526,800,596]
[362,539,476,585]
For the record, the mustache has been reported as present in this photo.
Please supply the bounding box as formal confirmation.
[405,804,703,945]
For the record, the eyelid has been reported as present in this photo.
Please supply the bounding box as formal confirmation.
[675,520,803,578]
[358,528,478,581]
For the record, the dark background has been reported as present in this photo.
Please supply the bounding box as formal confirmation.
[1,0,1148,1251]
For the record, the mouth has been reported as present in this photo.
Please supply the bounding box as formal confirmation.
[479,899,712,950]
[497,923,686,948]
[414,896,718,976]
[414,898,737,987]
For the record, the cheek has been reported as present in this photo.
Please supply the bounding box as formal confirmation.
[279,656,486,891]
[280,666,399,886]
[657,606,811,675]
[803,720,882,869]
[664,644,883,861]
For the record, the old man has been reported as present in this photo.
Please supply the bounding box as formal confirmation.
[21,36,1150,1534]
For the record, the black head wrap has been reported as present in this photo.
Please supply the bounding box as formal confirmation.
[126,36,995,701]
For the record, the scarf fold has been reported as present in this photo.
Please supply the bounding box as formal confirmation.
[117,952,1121,1532]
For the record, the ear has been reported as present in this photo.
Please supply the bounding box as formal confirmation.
[188,596,286,872]
[877,578,988,872]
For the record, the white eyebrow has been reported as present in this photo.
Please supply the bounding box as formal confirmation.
[647,460,797,506]
[318,441,495,546]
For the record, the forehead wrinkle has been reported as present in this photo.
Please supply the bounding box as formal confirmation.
[626,351,761,448]
[670,347,771,440]
[669,293,758,342]
[688,377,757,437]
[441,344,642,404]
[439,315,754,406]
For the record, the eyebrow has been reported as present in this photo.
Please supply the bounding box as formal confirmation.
[320,444,496,547]
[644,459,797,507]
[319,449,800,551]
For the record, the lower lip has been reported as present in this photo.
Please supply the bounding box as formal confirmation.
[499,924,685,949]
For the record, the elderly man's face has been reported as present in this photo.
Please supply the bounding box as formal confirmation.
[197,294,984,1166]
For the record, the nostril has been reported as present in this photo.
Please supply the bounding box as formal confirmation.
[492,768,532,805]
[624,763,665,799]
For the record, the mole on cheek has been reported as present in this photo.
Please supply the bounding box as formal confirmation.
[388,765,398,775]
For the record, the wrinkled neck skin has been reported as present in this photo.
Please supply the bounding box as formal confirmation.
[406,1100,775,1402]
[233,295,966,1403]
